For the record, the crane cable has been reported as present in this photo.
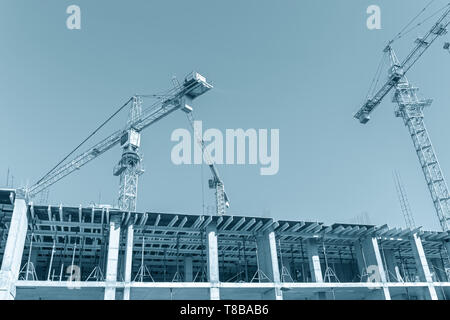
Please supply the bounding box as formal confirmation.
[34,97,134,186]
[389,0,437,44]
[365,52,388,101]
[372,53,388,95]
[394,2,450,42]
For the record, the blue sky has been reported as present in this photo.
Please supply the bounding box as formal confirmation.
[1,0,450,231]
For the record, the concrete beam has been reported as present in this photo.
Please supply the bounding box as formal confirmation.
[0,194,29,300]
[104,213,121,300]
[410,233,438,300]
[256,230,283,300]
[206,224,220,300]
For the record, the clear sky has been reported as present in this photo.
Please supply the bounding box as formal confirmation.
[1,0,450,231]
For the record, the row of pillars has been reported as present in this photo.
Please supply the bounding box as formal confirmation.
[306,235,447,300]
[307,235,447,300]
[103,214,283,300]
[0,197,449,300]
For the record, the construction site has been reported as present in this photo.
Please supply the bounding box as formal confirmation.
[2,2,450,301]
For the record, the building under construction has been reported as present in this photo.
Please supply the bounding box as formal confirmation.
[0,188,449,300]
[1,65,450,301]
[3,3,450,301]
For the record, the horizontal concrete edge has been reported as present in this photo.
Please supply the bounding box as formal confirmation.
[15,280,450,289]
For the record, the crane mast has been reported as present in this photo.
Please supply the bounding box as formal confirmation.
[208,164,230,216]
[114,96,144,211]
[392,72,450,231]
[354,6,450,231]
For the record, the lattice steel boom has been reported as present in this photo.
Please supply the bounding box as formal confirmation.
[114,96,144,211]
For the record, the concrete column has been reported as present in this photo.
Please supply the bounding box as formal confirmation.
[306,239,327,300]
[206,224,220,300]
[104,213,121,300]
[184,256,193,282]
[354,237,391,300]
[123,224,134,300]
[306,238,323,283]
[0,193,28,300]
[256,230,283,300]
[410,233,438,300]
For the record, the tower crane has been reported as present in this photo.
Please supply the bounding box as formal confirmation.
[207,164,230,216]
[354,4,450,231]
[185,112,230,216]
[27,72,213,212]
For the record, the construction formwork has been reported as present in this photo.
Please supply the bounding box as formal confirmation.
[0,189,449,300]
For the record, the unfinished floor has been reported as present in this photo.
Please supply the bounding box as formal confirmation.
[1,189,449,300]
